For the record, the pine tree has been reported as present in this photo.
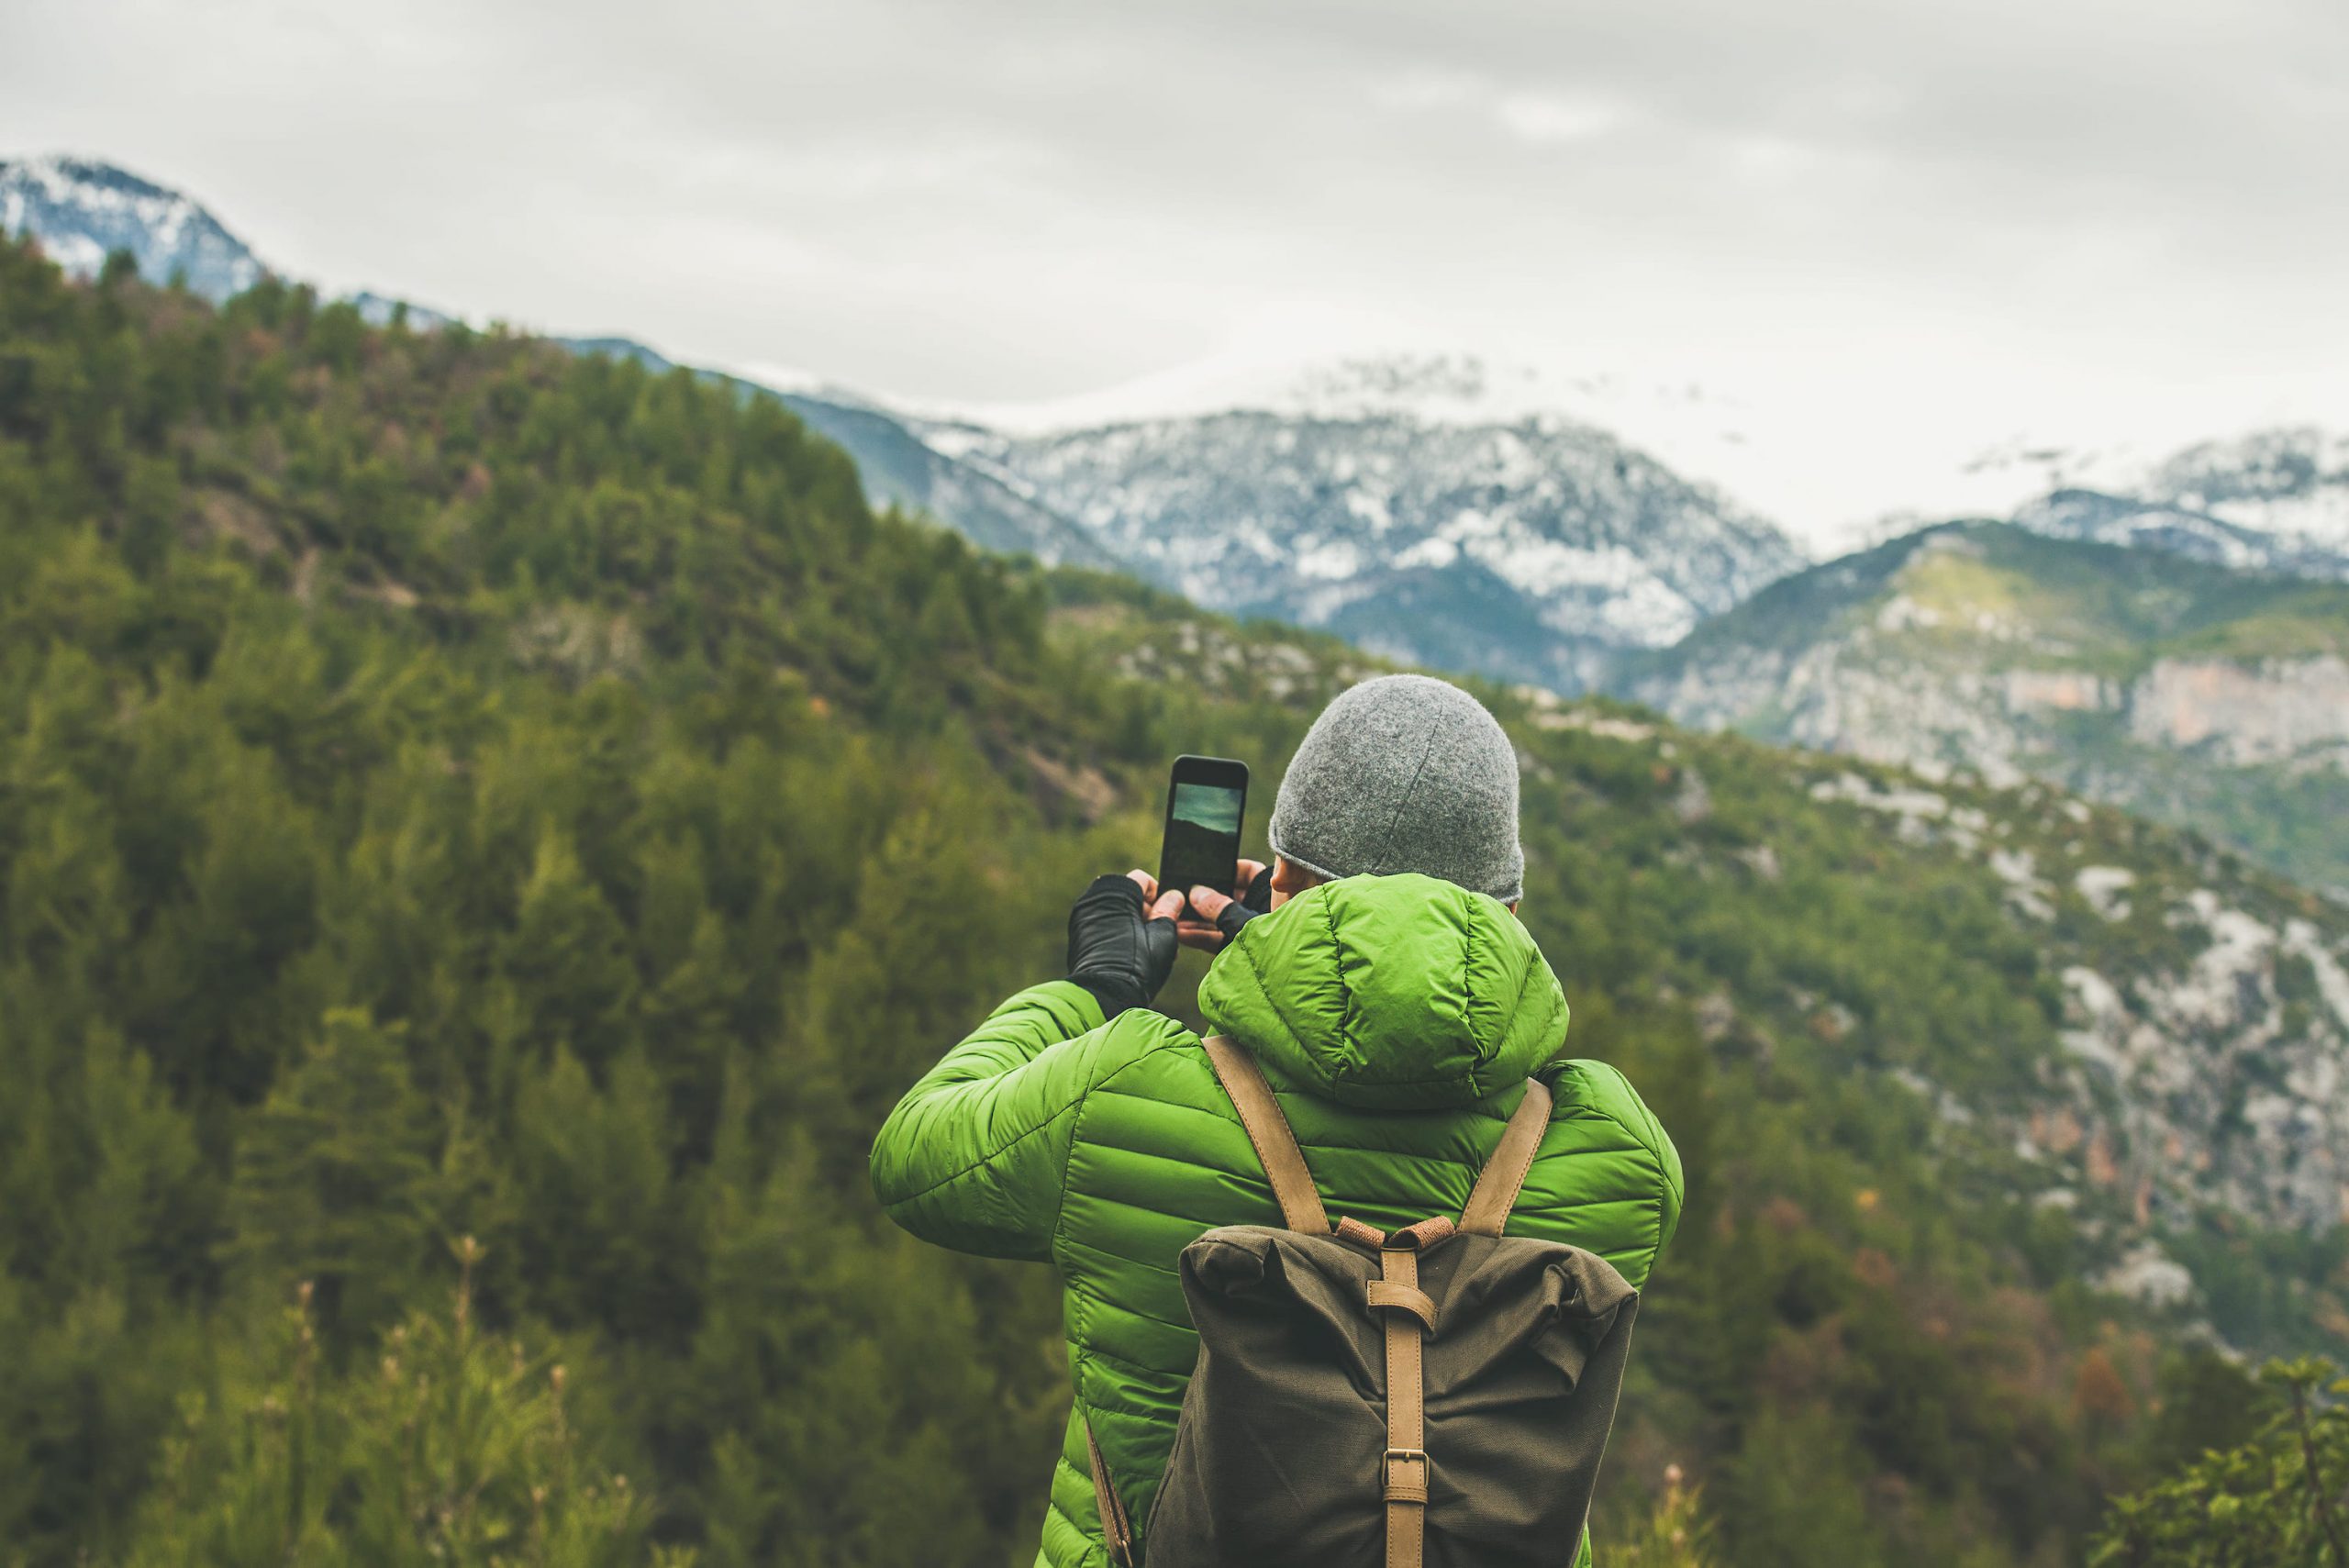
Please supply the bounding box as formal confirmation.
[227,1010,439,1340]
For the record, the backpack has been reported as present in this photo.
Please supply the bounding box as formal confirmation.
[1085,1036,1641,1568]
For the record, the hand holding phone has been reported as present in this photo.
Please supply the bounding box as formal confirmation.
[1065,871,1186,1017]
[1159,756,1249,919]
[1175,859,1270,951]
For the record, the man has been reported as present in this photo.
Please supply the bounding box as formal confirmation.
[871,674,1682,1568]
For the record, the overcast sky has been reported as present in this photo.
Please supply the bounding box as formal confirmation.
[6,0,2345,545]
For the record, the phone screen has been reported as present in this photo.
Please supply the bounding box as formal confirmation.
[1160,768,1247,911]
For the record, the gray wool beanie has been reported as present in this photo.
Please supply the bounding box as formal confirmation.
[1268,674,1525,903]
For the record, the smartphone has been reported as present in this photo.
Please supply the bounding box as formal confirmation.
[1159,755,1250,917]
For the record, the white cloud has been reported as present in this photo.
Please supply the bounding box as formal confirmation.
[1494,92,1623,145]
[1370,67,1482,112]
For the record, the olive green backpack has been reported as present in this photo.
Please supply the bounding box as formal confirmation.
[1085,1036,1642,1568]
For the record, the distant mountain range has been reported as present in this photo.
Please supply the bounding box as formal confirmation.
[6,150,2346,884]
[2009,428,2349,581]
[0,154,1808,688]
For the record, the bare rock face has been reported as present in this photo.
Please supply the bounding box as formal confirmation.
[2127,655,2349,767]
[2005,669,2118,715]
[1619,520,2349,895]
[1534,709,2349,1344]
[2055,893,2349,1237]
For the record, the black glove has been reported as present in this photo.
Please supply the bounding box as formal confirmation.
[1212,862,1275,941]
[1067,875,1180,1018]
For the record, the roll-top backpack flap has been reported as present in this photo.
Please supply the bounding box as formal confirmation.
[1428,1231,1639,1388]
[1414,1234,1640,1564]
[1180,1228,1389,1395]
[1147,1227,1395,1565]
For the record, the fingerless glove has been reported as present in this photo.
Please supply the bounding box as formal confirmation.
[1066,875,1179,1018]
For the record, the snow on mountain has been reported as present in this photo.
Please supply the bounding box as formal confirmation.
[2,154,470,339]
[925,393,1806,692]
[936,346,1800,539]
[0,155,264,301]
[940,349,1728,434]
[2006,427,2349,581]
[0,154,2048,695]
[349,291,460,332]
[2131,428,2349,549]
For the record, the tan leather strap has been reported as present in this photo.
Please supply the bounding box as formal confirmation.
[1377,1244,1430,1568]
[1458,1077,1553,1237]
[1366,1278,1439,1334]
[1394,1216,1455,1251]
[1202,1035,1330,1235]
[1083,1418,1136,1568]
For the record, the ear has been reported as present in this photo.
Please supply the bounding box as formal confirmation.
[1268,855,1324,908]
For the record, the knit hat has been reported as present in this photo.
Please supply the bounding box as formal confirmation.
[1268,674,1524,903]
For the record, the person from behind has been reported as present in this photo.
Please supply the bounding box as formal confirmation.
[871,673,1682,1567]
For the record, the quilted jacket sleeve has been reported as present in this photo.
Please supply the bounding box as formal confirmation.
[1543,1059,1686,1292]
[867,979,1120,1262]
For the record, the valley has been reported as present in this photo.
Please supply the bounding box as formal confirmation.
[3,154,2348,1567]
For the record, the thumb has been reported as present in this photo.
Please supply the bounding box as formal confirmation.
[1187,884,1233,920]
[1184,877,1240,925]
[1149,889,1186,923]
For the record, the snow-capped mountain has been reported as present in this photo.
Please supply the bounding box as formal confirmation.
[0,155,264,300]
[938,349,1765,453]
[1998,428,2349,580]
[2,154,451,332]
[2131,428,2349,547]
[927,399,1805,691]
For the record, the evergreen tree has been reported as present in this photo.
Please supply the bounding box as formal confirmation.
[227,1010,439,1340]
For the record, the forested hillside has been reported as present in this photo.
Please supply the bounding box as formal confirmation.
[4,236,2345,1568]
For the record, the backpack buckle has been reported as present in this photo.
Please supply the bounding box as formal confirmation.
[1382,1447,1430,1502]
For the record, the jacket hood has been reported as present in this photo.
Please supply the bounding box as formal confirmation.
[1197,873,1569,1110]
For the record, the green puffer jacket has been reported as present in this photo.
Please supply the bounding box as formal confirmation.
[871,873,1683,1568]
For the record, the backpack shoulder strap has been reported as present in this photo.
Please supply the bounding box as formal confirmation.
[1458,1077,1553,1237]
[1201,1035,1330,1236]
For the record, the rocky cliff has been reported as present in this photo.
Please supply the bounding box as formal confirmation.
[1619,522,2349,896]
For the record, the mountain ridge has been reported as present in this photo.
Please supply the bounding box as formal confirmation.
[0,153,263,299]
[936,404,1805,689]
[1617,519,2349,895]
